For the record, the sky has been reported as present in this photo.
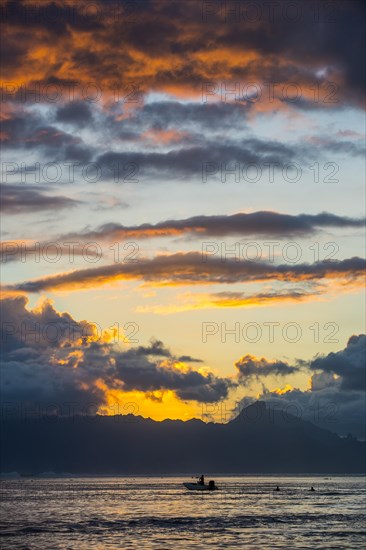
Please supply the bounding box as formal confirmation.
[1,0,365,437]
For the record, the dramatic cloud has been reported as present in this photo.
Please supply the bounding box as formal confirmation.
[6,253,365,293]
[0,296,234,408]
[0,0,364,436]
[1,295,364,435]
[111,347,235,402]
[1,0,364,108]
[0,294,96,353]
[2,1,364,188]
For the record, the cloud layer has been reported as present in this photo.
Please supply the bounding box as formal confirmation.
[239,335,366,438]
[2,0,365,106]
[6,253,365,292]
[0,295,234,409]
[60,211,366,241]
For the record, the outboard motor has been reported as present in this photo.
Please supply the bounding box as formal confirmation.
[208,480,216,490]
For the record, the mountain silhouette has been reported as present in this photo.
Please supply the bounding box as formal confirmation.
[1,402,364,474]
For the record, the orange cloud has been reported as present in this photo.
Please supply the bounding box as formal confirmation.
[136,289,322,314]
[142,128,189,144]
[2,0,362,110]
[5,252,365,293]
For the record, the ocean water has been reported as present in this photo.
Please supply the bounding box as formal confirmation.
[0,476,365,549]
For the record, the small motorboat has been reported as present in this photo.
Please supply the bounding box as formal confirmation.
[183,480,218,491]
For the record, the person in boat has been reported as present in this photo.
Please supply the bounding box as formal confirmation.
[310,486,315,492]
[275,485,280,491]
[198,474,205,485]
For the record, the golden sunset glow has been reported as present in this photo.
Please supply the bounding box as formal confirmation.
[1,0,364,430]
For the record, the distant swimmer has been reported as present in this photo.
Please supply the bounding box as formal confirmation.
[275,485,280,491]
[310,486,315,492]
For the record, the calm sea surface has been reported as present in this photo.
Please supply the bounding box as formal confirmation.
[0,476,365,549]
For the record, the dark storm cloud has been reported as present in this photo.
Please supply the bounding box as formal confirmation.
[309,334,366,391]
[0,184,81,214]
[61,211,366,241]
[6,254,365,293]
[0,294,95,352]
[0,295,231,406]
[112,348,235,402]
[1,0,364,108]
